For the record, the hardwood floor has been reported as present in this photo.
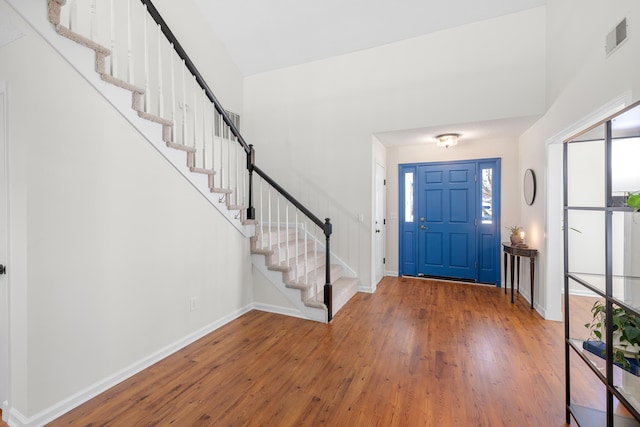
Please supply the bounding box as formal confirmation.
[38,276,570,426]
[0,277,605,426]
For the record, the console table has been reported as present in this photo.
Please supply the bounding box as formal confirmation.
[502,243,538,309]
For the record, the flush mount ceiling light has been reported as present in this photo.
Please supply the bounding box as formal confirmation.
[435,133,460,148]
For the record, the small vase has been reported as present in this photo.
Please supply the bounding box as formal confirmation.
[510,234,523,245]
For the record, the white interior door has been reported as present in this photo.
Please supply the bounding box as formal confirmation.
[0,82,9,417]
[374,163,385,284]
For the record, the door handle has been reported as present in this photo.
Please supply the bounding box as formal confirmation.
[420,225,428,230]
[0,265,5,275]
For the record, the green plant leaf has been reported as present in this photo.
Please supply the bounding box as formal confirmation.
[625,325,640,342]
[628,193,640,211]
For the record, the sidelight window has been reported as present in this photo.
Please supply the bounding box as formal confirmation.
[404,172,414,222]
[481,168,493,224]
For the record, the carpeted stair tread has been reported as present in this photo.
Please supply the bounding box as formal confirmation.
[287,264,343,288]
[210,187,233,194]
[166,142,197,153]
[56,26,111,56]
[100,73,145,94]
[138,111,173,126]
[227,204,247,211]
[189,167,216,175]
[317,276,359,316]
[302,298,326,310]
[252,238,316,256]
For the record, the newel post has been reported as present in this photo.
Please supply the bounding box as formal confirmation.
[324,218,333,322]
[246,144,255,220]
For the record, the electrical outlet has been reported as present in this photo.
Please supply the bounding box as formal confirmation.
[190,297,197,311]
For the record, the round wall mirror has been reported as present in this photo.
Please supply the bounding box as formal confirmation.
[523,169,536,205]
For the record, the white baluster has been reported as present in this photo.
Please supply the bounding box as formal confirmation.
[69,0,77,31]
[268,187,272,250]
[314,225,318,298]
[143,5,150,113]
[170,44,176,143]
[90,0,97,41]
[211,104,216,172]
[127,0,134,84]
[259,178,264,248]
[304,220,308,284]
[295,211,299,283]
[157,25,164,117]
[285,202,290,267]
[219,113,224,187]
[243,152,247,208]
[276,198,281,264]
[192,77,197,150]
[181,60,187,146]
[235,144,239,205]
[202,90,206,169]
[226,125,230,190]
[109,0,117,78]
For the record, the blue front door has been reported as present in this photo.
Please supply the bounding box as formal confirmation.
[399,159,501,285]
[417,163,477,280]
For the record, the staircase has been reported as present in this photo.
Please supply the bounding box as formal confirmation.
[37,0,358,322]
[251,224,359,319]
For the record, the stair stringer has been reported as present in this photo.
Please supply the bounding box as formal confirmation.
[9,0,255,238]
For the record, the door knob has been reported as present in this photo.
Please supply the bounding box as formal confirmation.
[376,229,380,233]
[0,265,5,275]
[420,225,428,230]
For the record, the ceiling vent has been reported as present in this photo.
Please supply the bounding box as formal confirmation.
[605,18,628,56]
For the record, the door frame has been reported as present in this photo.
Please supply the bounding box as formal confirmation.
[373,162,386,285]
[398,158,501,285]
[0,80,9,419]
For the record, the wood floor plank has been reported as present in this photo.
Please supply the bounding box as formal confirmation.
[8,276,607,426]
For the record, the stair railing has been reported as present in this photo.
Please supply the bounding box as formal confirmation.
[53,0,334,321]
[252,163,333,317]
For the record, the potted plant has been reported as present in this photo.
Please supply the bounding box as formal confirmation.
[506,225,523,245]
[584,300,640,370]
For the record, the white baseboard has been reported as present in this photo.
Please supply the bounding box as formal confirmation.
[253,302,307,320]
[357,285,375,293]
[7,304,254,427]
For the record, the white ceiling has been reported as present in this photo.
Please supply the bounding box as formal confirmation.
[192,0,546,146]
[375,116,541,147]
[193,0,545,77]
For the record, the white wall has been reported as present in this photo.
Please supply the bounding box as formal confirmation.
[244,7,546,290]
[520,0,640,320]
[1,0,252,421]
[385,138,520,277]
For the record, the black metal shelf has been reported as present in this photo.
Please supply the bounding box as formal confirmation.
[564,100,640,426]
[569,405,640,427]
